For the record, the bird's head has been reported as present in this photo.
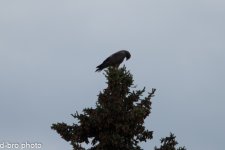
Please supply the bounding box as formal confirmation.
[125,51,131,60]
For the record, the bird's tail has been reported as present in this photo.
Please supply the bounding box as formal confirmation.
[95,65,104,72]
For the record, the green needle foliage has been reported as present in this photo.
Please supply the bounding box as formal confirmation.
[51,66,155,150]
[154,133,186,150]
[51,66,185,150]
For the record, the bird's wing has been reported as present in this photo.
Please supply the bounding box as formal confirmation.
[101,56,112,66]
[109,52,126,65]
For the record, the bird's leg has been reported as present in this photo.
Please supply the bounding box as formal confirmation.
[114,64,120,69]
[110,65,119,72]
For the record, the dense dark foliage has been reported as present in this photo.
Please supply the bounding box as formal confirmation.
[51,66,185,150]
[154,133,186,150]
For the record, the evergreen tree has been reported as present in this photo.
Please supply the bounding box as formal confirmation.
[51,66,185,150]
[51,67,155,149]
[154,133,186,150]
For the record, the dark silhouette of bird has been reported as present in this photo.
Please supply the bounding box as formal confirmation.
[95,50,131,72]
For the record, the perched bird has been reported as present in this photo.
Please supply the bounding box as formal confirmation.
[95,50,131,72]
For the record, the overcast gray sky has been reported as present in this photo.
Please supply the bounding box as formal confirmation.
[0,1,225,150]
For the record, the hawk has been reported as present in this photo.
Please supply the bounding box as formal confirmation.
[95,50,131,72]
